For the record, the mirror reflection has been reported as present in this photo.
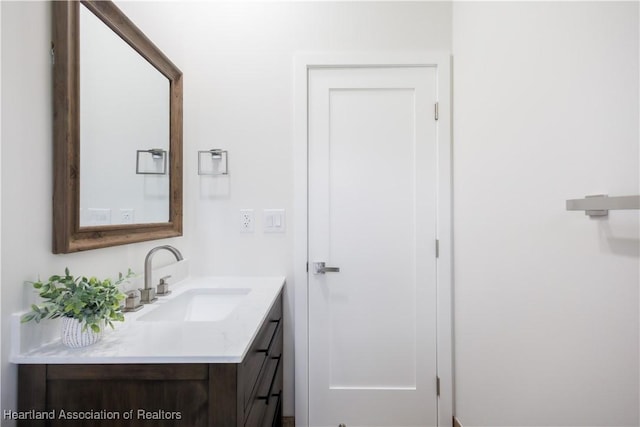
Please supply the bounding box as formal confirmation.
[79,4,170,226]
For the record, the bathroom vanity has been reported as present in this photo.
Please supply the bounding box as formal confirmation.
[13,277,284,427]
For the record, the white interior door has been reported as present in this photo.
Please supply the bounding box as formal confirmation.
[308,66,439,427]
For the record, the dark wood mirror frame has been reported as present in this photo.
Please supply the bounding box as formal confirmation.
[52,0,183,254]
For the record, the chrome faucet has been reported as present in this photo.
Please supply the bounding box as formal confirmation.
[140,245,184,304]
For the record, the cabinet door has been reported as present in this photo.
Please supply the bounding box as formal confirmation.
[20,364,210,427]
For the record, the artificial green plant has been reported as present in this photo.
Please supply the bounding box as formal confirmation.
[21,268,135,333]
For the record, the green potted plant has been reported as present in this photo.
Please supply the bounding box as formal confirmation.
[21,268,135,348]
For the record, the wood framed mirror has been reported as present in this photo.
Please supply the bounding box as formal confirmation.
[52,0,183,253]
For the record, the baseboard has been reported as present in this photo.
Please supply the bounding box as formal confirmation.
[453,416,463,427]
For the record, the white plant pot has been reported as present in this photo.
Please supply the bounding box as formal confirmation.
[61,317,103,348]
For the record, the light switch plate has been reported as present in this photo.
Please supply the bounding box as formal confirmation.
[263,209,285,233]
[87,208,111,226]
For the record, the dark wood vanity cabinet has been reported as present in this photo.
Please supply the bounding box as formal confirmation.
[17,293,283,427]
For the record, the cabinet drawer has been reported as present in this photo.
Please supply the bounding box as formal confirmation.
[240,296,282,411]
[245,352,282,427]
[265,395,281,427]
[261,365,282,427]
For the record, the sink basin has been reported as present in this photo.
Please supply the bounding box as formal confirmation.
[137,288,251,322]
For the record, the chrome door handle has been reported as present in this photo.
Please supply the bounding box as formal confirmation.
[313,262,340,275]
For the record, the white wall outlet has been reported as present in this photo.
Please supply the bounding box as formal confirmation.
[239,209,254,233]
[263,209,285,233]
[120,208,135,224]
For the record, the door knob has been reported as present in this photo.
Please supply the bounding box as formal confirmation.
[313,262,340,275]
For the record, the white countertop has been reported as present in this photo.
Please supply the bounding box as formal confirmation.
[10,276,285,364]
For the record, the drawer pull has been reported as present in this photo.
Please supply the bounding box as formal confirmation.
[257,355,281,405]
[256,319,280,355]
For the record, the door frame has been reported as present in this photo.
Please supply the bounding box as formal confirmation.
[293,52,453,427]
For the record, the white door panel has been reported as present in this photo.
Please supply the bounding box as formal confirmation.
[308,67,438,427]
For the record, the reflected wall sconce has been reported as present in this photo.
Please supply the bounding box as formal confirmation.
[198,149,228,176]
[136,149,167,175]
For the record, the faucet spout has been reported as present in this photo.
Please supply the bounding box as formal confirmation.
[143,245,184,295]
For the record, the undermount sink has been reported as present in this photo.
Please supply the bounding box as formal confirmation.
[137,288,251,322]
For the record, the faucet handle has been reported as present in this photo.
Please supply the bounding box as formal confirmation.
[157,275,172,296]
[139,287,157,304]
[123,290,143,312]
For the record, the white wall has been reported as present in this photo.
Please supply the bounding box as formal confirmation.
[0,0,452,421]
[452,2,639,426]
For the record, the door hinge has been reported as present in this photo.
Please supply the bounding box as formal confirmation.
[436,376,441,397]
[306,262,309,273]
[435,239,440,258]
[50,42,55,65]
[434,102,439,121]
